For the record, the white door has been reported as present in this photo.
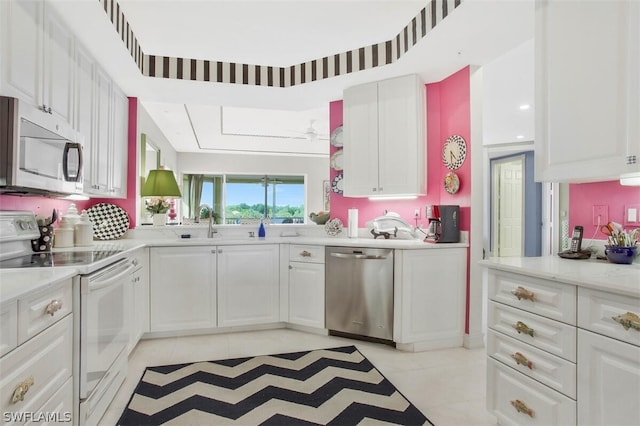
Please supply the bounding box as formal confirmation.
[492,155,524,257]
[217,245,279,327]
[289,262,325,328]
[577,329,640,426]
[149,246,217,332]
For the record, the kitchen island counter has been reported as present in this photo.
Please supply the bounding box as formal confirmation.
[480,255,640,297]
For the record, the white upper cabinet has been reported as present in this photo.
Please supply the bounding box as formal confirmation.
[81,60,128,198]
[343,74,426,197]
[0,0,74,124]
[0,0,42,103]
[535,0,640,182]
[42,2,74,125]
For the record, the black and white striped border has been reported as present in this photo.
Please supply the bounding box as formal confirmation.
[99,0,463,87]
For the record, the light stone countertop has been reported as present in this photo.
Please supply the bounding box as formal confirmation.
[0,232,466,306]
[480,256,640,298]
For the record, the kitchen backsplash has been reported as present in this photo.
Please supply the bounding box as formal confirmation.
[569,180,640,240]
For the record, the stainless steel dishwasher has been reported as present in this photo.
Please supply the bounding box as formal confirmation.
[325,246,394,342]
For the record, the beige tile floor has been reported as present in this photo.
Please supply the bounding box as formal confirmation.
[99,329,497,426]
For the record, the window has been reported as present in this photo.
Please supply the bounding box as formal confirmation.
[183,174,305,224]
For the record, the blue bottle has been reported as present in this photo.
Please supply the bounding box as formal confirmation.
[258,221,266,238]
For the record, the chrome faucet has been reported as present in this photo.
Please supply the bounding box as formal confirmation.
[198,204,217,238]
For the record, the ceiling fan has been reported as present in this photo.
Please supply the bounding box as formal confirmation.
[284,119,328,141]
[304,120,319,141]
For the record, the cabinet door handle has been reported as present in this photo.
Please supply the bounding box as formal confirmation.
[300,250,311,257]
[288,265,293,270]
[511,399,534,418]
[511,286,535,302]
[511,352,533,369]
[11,376,34,404]
[612,312,640,331]
[45,299,63,316]
[512,321,535,337]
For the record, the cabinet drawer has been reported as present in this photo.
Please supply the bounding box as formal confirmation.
[488,301,577,362]
[25,377,73,425]
[289,245,325,263]
[488,329,576,399]
[1,301,17,357]
[18,278,72,344]
[489,269,576,324]
[578,287,640,347]
[0,315,73,418]
[487,358,576,425]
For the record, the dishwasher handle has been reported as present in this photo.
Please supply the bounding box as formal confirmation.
[329,252,389,260]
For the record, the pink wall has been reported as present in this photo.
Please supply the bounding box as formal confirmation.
[329,66,472,231]
[0,98,139,227]
[569,180,640,239]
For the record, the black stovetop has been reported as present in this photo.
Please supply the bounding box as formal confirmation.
[0,250,123,269]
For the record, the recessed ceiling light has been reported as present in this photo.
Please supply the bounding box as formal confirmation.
[516,135,524,139]
[519,104,530,110]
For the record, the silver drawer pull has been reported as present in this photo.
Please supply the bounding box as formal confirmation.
[511,352,533,369]
[612,312,640,331]
[512,321,535,337]
[45,299,63,316]
[511,286,535,302]
[511,399,534,418]
[11,376,34,404]
[300,250,312,257]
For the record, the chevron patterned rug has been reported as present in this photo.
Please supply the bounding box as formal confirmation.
[117,345,432,425]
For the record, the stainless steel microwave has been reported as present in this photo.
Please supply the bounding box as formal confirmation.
[0,96,84,196]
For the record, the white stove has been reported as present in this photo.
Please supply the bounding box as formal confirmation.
[0,211,131,425]
[0,211,123,269]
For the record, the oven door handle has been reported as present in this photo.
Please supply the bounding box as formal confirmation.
[87,262,135,292]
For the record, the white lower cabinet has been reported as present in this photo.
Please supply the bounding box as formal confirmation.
[127,248,149,353]
[393,248,467,350]
[149,246,217,333]
[486,266,640,426]
[217,245,280,327]
[288,245,325,329]
[577,287,640,426]
[488,358,576,425]
[0,314,73,424]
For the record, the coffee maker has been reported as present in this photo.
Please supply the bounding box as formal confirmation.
[425,205,460,243]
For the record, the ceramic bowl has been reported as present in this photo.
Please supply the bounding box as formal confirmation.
[604,245,638,264]
[309,212,330,225]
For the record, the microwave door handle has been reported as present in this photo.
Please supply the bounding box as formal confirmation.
[62,142,82,182]
[87,263,135,292]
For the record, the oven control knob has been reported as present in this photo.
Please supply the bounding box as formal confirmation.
[17,220,28,230]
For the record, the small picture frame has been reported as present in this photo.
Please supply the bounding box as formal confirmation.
[323,180,331,211]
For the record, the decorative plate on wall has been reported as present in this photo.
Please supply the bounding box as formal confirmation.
[442,135,467,170]
[444,171,460,194]
[86,203,130,240]
[330,126,343,147]
[331,173,344,194]
[330,149,344,171]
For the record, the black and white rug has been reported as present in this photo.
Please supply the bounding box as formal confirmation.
[118,345,432,425]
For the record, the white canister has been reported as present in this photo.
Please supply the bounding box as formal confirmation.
[74,210,94,246]
[54,218,74,248]
[64,203,81,228]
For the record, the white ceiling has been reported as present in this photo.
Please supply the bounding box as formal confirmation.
[51,0,534,155]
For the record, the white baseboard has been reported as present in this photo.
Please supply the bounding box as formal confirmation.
[463,331,485,349]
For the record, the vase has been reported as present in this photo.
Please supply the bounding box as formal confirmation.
[153,213,167,226]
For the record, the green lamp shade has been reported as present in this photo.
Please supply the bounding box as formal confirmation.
[141,169,182,198]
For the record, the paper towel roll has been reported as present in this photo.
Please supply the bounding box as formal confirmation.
[348,209,358,238]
